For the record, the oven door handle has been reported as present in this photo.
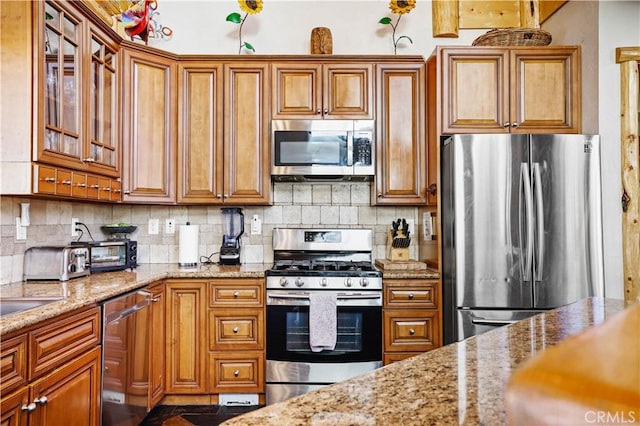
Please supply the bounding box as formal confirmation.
[268,293,381,301]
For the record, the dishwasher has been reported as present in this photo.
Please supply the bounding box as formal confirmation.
[101,287,152,426]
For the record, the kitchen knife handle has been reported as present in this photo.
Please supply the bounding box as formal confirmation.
[533,163,544,281]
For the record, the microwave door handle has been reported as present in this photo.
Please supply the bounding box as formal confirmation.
[347,131,353,166]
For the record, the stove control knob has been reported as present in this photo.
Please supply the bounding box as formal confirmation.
[345,277,353,287]
[295,278,305,287]
[360,277,369,287]
[320,278,328,287]
[279,278,288,287]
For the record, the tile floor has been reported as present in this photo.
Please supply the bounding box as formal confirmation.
[139,405,262,426]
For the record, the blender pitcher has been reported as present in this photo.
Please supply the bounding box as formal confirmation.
[220,208,244,264]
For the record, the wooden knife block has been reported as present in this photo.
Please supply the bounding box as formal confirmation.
[386,230,410,261]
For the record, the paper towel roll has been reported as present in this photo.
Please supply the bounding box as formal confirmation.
[179,224,199,267]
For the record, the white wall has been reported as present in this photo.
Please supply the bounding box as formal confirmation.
[143,0,639,298]
[148,0,486,55]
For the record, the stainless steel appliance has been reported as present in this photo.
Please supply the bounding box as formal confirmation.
[101,288,153,426]
[23,245,90,281]
[84,239,137,273]
[265,228,382,405]
[271,119,374,181]
[220,207,244,265]
[441,134,605,344]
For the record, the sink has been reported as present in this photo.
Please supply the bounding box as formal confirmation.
[0,297,65,317]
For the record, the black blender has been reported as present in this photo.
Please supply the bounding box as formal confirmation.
[219,207,244,265]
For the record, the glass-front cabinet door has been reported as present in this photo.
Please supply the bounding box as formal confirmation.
[40,1,82,165]
[88,30,119,174]
[36,1,120,177]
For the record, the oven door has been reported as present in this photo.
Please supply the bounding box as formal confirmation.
[266,290,382,363]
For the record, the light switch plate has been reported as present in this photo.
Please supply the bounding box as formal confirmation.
[148,218,159,235]
[16,217,27,240]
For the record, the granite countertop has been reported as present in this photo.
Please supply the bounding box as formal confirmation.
[221,297,627,426]
[0,263,270,335]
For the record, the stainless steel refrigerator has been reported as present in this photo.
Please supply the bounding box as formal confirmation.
[441,134,605,344]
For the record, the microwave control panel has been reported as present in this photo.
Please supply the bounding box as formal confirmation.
[353,134,372,166]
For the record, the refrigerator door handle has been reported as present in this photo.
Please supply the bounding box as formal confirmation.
[519,163,534,281]
[533,162,545,281]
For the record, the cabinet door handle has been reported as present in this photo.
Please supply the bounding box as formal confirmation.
[324,108,328,114]
[83,157,96,162]
[77,183,87,187]
[408,293,414,299]
[216,194,222,198]
[233,327,239,333]
[512,122,519,128]
[503,122,510,128]
[316,108,321,114]
[124,190,131,194]
[234,370,240,377]
[33,396,48,405]
[113,188,121,193]
[409,328,415,335]
[233,291,240,298]
[91,184,100,189]
[22,403,37,412]
[377,192,382,197]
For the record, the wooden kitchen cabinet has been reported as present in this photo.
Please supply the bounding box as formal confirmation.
[121,42,177,203]
[1,0,121,200]
[433,46,581,135]
[148,282,165,408]
[374,61,428,205]
[383,279,441,364]
[0,306,102,426]
[222,62,271,205]
[177,61,271,205]
[165,280,207,394]
[271,62,373,119]
[35,1,120,177]
[207,278,265,394]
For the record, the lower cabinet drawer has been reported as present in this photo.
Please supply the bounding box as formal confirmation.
[384,310,440,352]
[209,352,264,393]
[208,310,264,351]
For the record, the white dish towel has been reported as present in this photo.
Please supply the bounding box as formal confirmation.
[309,292,337,352]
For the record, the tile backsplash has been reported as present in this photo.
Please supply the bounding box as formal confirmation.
[1,182,420,284]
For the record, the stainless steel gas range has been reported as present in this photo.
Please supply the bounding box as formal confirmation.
[265,228,383,405]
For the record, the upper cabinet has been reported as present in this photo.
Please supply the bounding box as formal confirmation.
[36,0,121,176]
[271,62,373,119]
[433,46,581,135]
[374,61,428,205]
[0,0,122,201]
[177,60,271,205]
[120,42,177,203]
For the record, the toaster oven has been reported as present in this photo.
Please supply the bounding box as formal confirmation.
[87,239,137,273]
[23,245,90,281]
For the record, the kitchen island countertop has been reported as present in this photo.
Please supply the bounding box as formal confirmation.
[221,297,628,426]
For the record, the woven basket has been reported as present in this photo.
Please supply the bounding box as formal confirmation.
[472,28,552,47]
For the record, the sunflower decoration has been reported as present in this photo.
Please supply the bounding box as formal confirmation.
[226,0,264,53]
[379,0,416,54]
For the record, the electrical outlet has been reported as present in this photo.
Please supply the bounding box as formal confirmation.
[423,212,432,240]
[148,218,159,235]
[71,217,80,237]
[16,217,27,240]
[251,215,262,235]
[165,219,175,234]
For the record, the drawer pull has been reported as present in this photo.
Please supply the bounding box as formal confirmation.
[91,184,100,189]
[233,327,239,333]
[234,370,240,377]
[408,293,414,300]
[76,182,87,187]
[44,177,56,183]
[61,180,72,185]
[233,291,240,298]
[102,187,111,191]
[409,328,415,335]
[22,403,37,412]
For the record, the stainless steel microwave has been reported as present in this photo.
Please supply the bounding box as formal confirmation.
[271,120,375,181]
